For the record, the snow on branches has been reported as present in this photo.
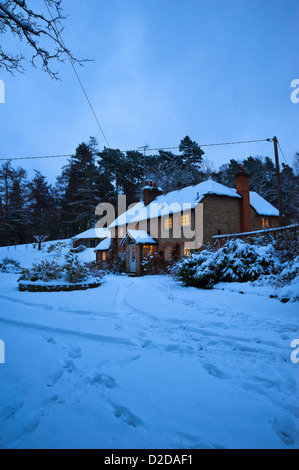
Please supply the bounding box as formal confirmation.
[0,0,87,78]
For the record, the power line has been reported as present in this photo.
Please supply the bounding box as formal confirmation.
[0,138,273,162]
[277,140,288,165]
[43,0,111,148]
[0,154,73,162]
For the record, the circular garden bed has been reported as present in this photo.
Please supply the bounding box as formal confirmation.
[18,280,102,292]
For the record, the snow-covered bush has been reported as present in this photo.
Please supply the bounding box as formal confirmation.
[46,241,69,254]
[64,253,89,283]
[0,257,21,273]
[70,244,86,254]
[85,261,105,279]
[175,239,279,288]
[18,253,103,285]
[141,252,172,275]
[19,259,64,283]
[104,250,126,275]
[255,256,299,303]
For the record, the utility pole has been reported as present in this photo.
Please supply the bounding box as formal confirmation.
[273,136,284,227]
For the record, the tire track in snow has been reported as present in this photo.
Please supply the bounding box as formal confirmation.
[0,317,137,347]
[0,293,116,318]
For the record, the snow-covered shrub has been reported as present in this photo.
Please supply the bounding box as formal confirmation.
[18,253,103,285]
[252,232,299,264]
[280,256,299,284]
[85,261,105,280]
[141,252,172,275]
[104,250,126,275]
[175,239,279,288]
[46,241,69,254]
[70,244,86,254]
[19,259,64,283]
[173,250,215,288]
[63,253,89,283]
[0,257,21,273]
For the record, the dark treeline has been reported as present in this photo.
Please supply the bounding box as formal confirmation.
[0,136,298,247]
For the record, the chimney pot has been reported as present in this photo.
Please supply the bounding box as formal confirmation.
[143,181,163,206]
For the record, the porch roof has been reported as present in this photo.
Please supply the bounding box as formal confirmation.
[94,235,111,252]
[120,230,157,247]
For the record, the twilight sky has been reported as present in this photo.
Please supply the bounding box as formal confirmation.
[0,0,298,183]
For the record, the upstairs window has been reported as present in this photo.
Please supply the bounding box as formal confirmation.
[261,218,270,229]
[119,227,125,238]
[164,217,173,230]
[181,213,191,227]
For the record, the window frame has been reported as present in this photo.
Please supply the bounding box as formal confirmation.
[164,246,173,261]
[181,213,191,227]
[261,218,270,229]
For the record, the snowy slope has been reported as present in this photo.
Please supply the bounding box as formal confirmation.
[0,274,298,449]
[0,239,96,269]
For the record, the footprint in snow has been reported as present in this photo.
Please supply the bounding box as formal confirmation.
[63,359,76,373]
[0,401,24,421]
[46,369,63,387]
[112,403,143,428]
[90,374,118,389]
[68,347,82,359]
[202,363,230,380]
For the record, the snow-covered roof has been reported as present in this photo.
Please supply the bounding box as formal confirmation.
[110,180,241,228]
[109,202,145,229]
[248,192,279,217]
[72,228,109,240]
[120,230,157,246]
[108,180,279,230]
[94,235,112,252]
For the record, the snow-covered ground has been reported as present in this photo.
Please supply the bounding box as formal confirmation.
[0,239,96,268]
[0,271,298,449]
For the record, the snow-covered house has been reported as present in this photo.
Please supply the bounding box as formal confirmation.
[96,170,279,275]
[72,227,109,249]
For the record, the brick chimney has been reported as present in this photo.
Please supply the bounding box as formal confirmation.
[143,181,163,206]
[235,166,252,233]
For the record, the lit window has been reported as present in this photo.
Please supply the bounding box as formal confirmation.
[143,245,155,259]
[261,218,270,229]
[164,246,172,261]
[164,217,173,230]
[131,245,136,261]
[181,213,191,227]
[181,245,191,257]
[119,227,125,237]
[102,252,107,262]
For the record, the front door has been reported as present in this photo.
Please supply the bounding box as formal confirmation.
[130,245,136,273]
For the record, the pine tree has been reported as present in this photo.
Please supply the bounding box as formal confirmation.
[27,170,56,244]
[57,138,106,235]
[178,136,205,185]
[9,167,27,245]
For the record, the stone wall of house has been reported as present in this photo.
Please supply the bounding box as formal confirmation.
[251,208,280,231]
[202,195,241,245]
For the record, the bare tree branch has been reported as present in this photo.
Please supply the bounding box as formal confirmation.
[0,0,88,79]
